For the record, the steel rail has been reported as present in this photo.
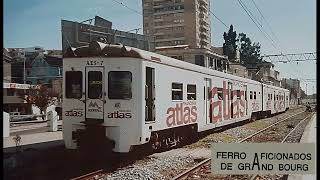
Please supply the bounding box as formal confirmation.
[281,113,314,143]
[172,111,306,180]
[237,111,305,143]
[70,169,105,180]
[249,112,314,180]
[172,158,211,180]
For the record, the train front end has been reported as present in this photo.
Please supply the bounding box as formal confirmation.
[63,56,145,153]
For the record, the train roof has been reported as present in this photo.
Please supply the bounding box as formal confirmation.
[64,41,288,90]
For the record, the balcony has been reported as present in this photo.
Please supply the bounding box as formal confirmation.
[155,37,185,42]
[199,0,208,6]
[154,18,164,22]
[199,4,208,12]
[199,25,209,31]
[199,12,208,19]
[200,32,208,39]
[154,9,184,15]
[199,19,209,26]
[154,23,184,29]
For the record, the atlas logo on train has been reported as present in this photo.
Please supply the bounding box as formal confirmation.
[209,81,246,123]
[166,102,197,127]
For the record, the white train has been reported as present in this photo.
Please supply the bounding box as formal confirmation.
[62,41,289,153]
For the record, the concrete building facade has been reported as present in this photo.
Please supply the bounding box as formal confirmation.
[143,0,211,49]
[156,46,229,72]
[3,48,12,83]
[3,83,35,114]
[246,61,281,87]
[61,16,154,55]
[281,78,301,105]
[228,62,248,78]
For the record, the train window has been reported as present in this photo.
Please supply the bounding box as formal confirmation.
[218,88,223,100]
[172,83,183,100]
[187,84,196,100]
[88,71,102,99]
[65,71,82,99]
[108,71,132,99]
[250,91,253,99]
[254,91,257,99]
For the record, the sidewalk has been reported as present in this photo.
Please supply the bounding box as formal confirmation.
[3,131,63,148]
[288,113,317,180]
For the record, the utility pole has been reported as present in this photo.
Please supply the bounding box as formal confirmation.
[305,83,307,96]
[23,58,26,84]
[313,85,315,104]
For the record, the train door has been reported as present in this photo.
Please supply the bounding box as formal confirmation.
[244,85,248,115]
[145,67,155,122]
[204,78,211,124]
[283,92,286,109]
[228,82,233,118]
[85,67,105,121]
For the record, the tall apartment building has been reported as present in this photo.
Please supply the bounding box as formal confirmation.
[143,0,211,49]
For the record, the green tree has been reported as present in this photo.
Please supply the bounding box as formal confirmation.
[223,25,238,61]
[238,33,262,67]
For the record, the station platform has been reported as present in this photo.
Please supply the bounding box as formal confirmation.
[3,121,64,153]
[288,113,317,180]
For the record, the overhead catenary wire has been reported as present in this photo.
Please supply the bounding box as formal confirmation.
[236,0,313,86]
[110,0,143,15]
[249,0,281,44]
[236,0,283,55]
[209,10,228,29]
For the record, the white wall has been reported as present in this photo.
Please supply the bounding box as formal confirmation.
[32,105,41,115]
[3,112,10,137]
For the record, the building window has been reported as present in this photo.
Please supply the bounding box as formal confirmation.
[171,56,183,60]
[187,84,196,100]
[195,55,205,67]
[172,83,183,100]
[7,89,15,96]
[254,91,257,99]
[65,71,82,99]
[209,57,214,67]
[250,91,253,99]
[108,71,132,99]
[217,88,223,100]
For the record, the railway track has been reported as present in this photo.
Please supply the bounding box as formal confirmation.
[70,170,106,180]
[171,111,314,180]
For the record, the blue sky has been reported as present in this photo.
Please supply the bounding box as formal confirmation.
[4,0,316,94]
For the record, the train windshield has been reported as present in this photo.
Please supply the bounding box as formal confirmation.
[108,71,132,99]
[65,71,82,99]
